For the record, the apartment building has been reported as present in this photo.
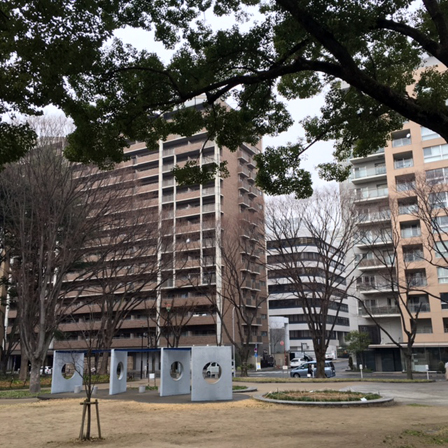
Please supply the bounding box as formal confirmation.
[4,102,269,371]
[348,98,448,371]
[267,233,354,359]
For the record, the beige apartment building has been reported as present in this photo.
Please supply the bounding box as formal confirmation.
[4,103,269,372]
[348,107,448,371]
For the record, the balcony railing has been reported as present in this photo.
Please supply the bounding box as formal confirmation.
[356,281,395,292]
[358,305,400,316]
[358,257,394,268]
[354,187,388,201]
[403,252,423,262]
[408,303,430,313]
[357,210,391,223]
[392,137,412,147]
[407,277,427,287]
[352,166,387,179]
[399,205,418,215]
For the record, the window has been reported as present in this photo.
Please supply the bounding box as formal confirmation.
[403,246,423,262]
[406,270,427,287]
[392,130,412,147]
[398,199,418,215]
[429,192,448,208]
[421,126,441,141]
[438,267,448,283]
[394,154,413,169]
[401,222,421,238]
[407,294,430,313]
[426,167,448,185]
[416,318,433,334]
[435,241,448,258]
[423,144,448,163]
[396,176,415,191]
[433,216,448,232]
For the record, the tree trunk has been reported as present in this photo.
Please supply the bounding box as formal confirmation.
[0,353,7,375]
[98,352,109,375]
[314,346,326,378]
[19,352,28,381]
[29,360,41,393]
[403,348,414,380]
[239,346,250,377]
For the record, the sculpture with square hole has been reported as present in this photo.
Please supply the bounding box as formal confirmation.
[160,348,191,396]
[191,346,232,402]
[51,351,84,394]
[109,349,128,395]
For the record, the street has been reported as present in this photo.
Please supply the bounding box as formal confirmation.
[247,358,446,381]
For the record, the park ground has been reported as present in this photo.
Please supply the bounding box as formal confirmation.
[1,381,448,447]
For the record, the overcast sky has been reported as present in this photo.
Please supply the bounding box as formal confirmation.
[114,16,336,190]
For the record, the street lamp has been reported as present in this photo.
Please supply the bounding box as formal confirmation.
[140,331,147,379]
[232,306,237,377]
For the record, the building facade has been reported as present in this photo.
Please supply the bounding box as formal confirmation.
[267,234,353,360]
[347,107,448,371]
[4,104,269,372]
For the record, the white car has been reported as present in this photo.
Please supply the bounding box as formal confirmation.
[290,356,313,368]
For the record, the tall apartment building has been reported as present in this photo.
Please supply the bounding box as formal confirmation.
[4,102,269,371]
[347,83,448,371]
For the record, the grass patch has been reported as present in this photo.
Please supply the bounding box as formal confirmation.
[389,427,448,446]
[0,377,52,390]
[232,385,248,391]
[264,389,381,402]
[0,389,51,399]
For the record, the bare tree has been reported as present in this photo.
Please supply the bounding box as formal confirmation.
[354,199,431,379]
[0,277,20,375]
[0,122,130,392]
[191,214,269,377]
[266,188,358,378]
[158,298,198,348]
[71,204,171,374]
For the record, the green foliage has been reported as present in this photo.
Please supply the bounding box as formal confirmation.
[3,1,448,197]
[83,374,110,384]
[0,389,50,399]
[345,331,371,355]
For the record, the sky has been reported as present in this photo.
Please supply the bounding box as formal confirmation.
[113,9,337,191]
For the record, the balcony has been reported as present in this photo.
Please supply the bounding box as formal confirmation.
[406,276,427,287]
[392,137,412,148]
[238,165,252,177]
[358,257,394,269]
[403,251,423,262]
[354,187,388,202]
[351,165,387,182]
[357,210,391,224]
[350,147,385,162]
[408,303,430,313]
[398,204,418,215]
[358,305,400,317]
[356,233,393,247]
[356,281,395,293]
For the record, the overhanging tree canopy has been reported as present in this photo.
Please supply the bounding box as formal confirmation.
[3,1,448,196]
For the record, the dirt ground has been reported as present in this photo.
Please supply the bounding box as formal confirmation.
[1,382,448,448]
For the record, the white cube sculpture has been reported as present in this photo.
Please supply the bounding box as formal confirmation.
[109,349,128,395]
[160,348,191,397]
[51,351,84,394]
[191,346,232,402]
